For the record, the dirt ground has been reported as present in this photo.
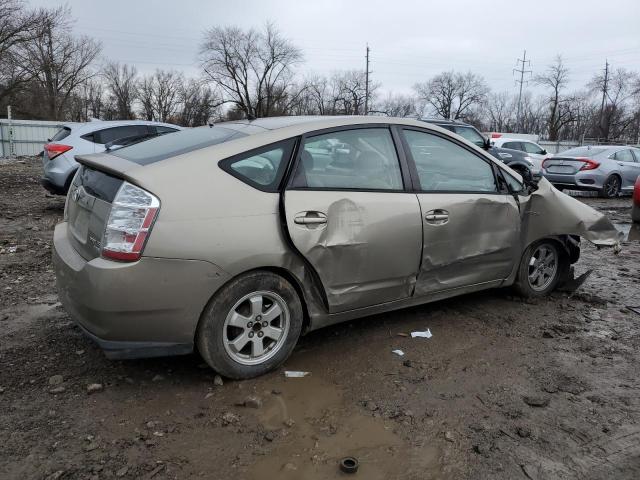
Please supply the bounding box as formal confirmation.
[1,157,639,480]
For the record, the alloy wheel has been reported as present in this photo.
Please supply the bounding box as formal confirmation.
[527,244,558,291]
[223,291,290,366]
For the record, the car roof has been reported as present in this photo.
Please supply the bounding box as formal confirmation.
[418,117,470,127]
[494,137,537,143]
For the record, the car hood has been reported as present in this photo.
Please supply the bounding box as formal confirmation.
[522,179,623,247]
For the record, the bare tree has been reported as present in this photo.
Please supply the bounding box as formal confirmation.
[370,92,417,117]
[176,78,220,126]
[16,6,100,120]
[16,9,101,120]
[0,0,45,103]
[414,71,488,120]
[485,91,516,131]
[588,67,637,139]
[200,22,302,118]
[535,56,576,141]
[102,61,138,119]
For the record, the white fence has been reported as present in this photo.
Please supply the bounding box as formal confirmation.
[0,119,68,157]
[537,140,581,154]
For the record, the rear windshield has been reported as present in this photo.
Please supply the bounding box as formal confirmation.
[560,147,606,157]
[51,127,71,141]
[112,126,247,165]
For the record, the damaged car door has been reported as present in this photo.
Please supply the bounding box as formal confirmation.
[283,127,423,313]
[400,128,521,295]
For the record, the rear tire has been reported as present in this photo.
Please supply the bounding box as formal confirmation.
[197,271,303,379]
[514,240,568,298]
[633,204,640,223]
[600,175,621,198]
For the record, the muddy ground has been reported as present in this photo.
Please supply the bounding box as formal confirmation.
[1,157,639,480]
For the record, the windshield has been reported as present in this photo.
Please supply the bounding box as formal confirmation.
[453,126,486,148]
[112,126,247,165]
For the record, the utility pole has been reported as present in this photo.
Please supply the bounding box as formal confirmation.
[364,44,371,115]
[598,60,609,140]
[7,105,15,158]
[514,50,532,133]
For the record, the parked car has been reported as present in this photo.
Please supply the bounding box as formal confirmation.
[41,120,182,194]
[633,175,640,223]
[53,116,621,379]
[542,145,640,198]
[490,136,547,172]
[420,119,539,178]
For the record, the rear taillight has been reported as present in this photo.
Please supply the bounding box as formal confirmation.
[45,143,72,160]
[101,182,160,262]
[578,158,600,171]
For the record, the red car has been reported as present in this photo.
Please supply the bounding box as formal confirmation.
[633,175,640,223]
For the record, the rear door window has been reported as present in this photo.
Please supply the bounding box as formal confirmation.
[614,149,634,162]
[219,139,296,192]
[291,128,404,190]
[503,141,523,151]
[153,126,179,135]
[402,129,497,193]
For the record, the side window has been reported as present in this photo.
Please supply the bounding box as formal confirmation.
[503,141,522,151]
[94,125,150,144]
[403,129,497,193]
[220,139,296,191]
[523,142,544,154]
[632,150,640,162]
[154,126,178,135]
[291,128,403,190]
[614,149,634,162]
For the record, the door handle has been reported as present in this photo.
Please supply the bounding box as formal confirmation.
[618,162,624,166]
[425,214,449,221]
[294,211,327,225]
[424,209,449,225]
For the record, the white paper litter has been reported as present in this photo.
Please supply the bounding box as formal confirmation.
[284,371,310,378]
[411,329,433,339]
[392,349,405,356]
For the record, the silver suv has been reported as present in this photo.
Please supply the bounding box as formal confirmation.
[41,120,181,194]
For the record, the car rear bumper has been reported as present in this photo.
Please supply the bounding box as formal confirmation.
[42,153,76,194]
[41,177,68,195]
[542,171,604,190]
[52,222,231,359]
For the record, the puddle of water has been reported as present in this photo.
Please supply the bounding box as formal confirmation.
[614,223,640,242]
[247,374,438,480]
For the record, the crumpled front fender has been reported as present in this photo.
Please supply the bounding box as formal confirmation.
[522,178,623,248]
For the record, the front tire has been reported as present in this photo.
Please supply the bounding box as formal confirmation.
[514,240,567,298]
[197,271,303,379]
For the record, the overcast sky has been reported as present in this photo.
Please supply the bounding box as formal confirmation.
[32,0,640,97]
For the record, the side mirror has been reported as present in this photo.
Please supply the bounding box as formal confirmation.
[541,149,547,155]
[484,138,491,150]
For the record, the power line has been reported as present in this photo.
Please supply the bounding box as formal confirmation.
[514,49,532,133]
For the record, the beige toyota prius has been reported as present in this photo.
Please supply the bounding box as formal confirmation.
[53,116,621,378]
